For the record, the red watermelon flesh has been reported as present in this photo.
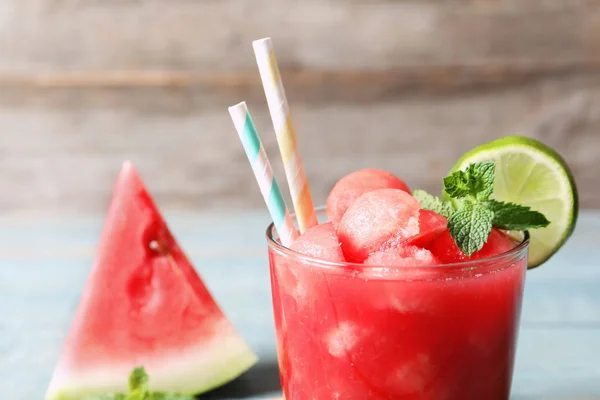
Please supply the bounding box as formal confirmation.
[337,188,420,263]
[46,162,257,400]
[325,168,411,228]
[290,222,345,262]
[403,209,448,248]
[427,228,517,264]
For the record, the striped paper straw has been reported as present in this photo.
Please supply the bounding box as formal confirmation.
[228,101,299,246]
[252,37,318,234]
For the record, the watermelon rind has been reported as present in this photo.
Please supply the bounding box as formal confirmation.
[46,319,258,400]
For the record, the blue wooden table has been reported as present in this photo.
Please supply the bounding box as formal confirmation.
[2,210,600,399]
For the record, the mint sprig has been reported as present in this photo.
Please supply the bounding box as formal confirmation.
[444,162,495,201]
[447,202,494,256]
[85,367,193,400]
[415,162,550,256]
[412,190,454,218]
[487,200,550,231]
[128,367,149,398]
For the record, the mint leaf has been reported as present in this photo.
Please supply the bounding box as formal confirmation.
[412,189,455,218]
[447,201,493,256]
[443,170,472,198]
[443,162,495,201]
[128,367,149,394]
[467,162,495,200]
[440,160,551,256]
[127,391,147,400]
[86,368,193,400]
[443,162,498,254]
[487,200,550,230]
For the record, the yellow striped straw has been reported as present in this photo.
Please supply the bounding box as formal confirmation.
[252,37,318,234]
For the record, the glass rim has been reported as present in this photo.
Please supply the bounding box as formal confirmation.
[265,209,530,272]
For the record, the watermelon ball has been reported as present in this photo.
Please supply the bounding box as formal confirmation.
[326,168,410,228]
[404,209,448,248]
[364,245,438,267]
[427,228,517,264]
[337,188,420,263]
[290,222,345,262]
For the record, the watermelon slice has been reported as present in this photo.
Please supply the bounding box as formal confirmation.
[46,162,257,400]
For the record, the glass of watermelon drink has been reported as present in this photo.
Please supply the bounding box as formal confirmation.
[266,205,528,400]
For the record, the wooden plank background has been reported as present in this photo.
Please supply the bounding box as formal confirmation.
[1,0,599,213]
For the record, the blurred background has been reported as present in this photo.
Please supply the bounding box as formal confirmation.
[0,0,598,213]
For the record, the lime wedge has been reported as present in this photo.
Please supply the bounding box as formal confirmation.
[449,136,578,269]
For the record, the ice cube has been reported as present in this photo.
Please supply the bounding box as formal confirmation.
[271,253,310,307]
[386,354,433,394]
[371,280,434,314]
[326,322,360,358]
[389,294,429,314]
[360,247,440,314]
[364,246,437,267]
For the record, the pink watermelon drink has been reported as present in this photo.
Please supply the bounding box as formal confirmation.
[225,61,575,399]
[267,216,527,400]
[265,166,539,400]
[229,41,576,400]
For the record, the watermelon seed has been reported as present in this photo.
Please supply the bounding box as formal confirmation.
[149,239,170,255]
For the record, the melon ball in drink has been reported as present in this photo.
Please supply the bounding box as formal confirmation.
[290,222,345,262]
[326,168,410,228]
[337,188,421,262]
[283,222,345,312]
[272,223,344,318]
[273,222,353,398]
[405,209,447,248]
[364,245,438,268]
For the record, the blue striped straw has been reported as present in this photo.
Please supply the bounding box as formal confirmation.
[228,101,299,246]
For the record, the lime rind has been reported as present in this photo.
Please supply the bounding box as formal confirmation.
[449,135,578,269]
